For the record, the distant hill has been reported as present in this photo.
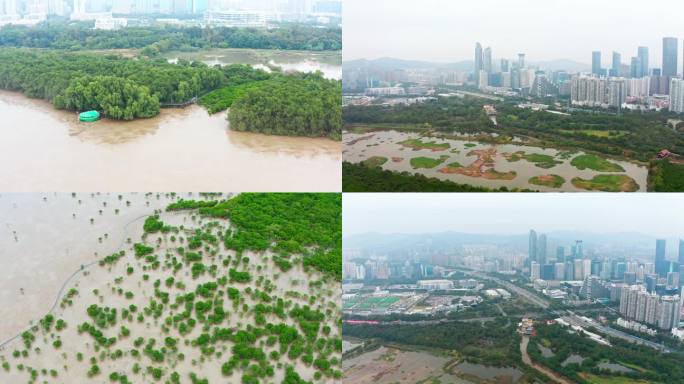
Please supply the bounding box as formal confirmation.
[343,57,589,72]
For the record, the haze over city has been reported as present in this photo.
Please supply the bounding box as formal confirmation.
[343,0,683,64]
[343,193,684,238]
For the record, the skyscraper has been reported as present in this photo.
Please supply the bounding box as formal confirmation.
[662,37,678,93]
[592,51,601,76]
[611,52,621,77]
[638,46,649,77]
[556,246,565,263]
[500,59,509,73]
[630,57,642,79]
[529,230,537,263]
[679,239,684,265]
[655,239,668,277]
[537,234,547,266]
[483,47,492,74]
[474,42,483,83]
[518,53,525,69]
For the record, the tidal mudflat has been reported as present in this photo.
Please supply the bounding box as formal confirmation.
[0,193,342,383]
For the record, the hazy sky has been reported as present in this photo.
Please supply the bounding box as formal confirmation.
[343,194,684,238]
[343,0,684,64]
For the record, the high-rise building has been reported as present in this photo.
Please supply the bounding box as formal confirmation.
[500,59,509,73]
[574,258,584,280]
[483,47,492,74]
[531,261,540,280]
[592,51,602,76]
[478,70,489,89]
[667,271,680,289]
[611,52,621,77]
[556,246,565,262]
[670,78,684,114]
[658,295,681,330]
[608,78,626,108]
[656,239,668,277]
[474,42,483,83]
[624,271,637,285]
[663,37,678,92]
[638,46,649,77]
[518,53,525,69]
[645,274,658,293]
[528,230,537,263]
[537,234,547,266]
[626,77,650,98]
[571,75,608,106]
[630,57,642,79]
[554,262,565,280]
[679,239,684,266]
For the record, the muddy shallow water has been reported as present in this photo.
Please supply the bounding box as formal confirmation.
[0,91,341,192]
[165,48,342,80]
[344,130,648,192]
[0,193,340,383]
[0,192,180,340]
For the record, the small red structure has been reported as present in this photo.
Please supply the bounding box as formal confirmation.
[657,149,672,159]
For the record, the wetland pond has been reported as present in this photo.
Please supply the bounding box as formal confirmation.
[0,91,340,191]
[165,48,342,80]
[344,130,648,192]
[343,345,524,384]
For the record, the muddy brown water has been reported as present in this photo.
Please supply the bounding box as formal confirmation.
[165,48,342,80]
[0,91,341,192]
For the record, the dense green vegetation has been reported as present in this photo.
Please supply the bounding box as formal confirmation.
[529,323,684,383]
[0,24,342,52]
[359,156,388,168]
[398,138,450,151]
[0,48,223,118]
[54,75,159,120]
[0,49,341,135]
[342,162,529,192]
[409,155,448,169]
[571,154,625,172]
[344,96,684,162]
[507,151,562,169]
[529,175,565,188]
[649,159,684,191]
[228,74,342,139]
[571,175,639,192]
[168,194,341,280]
[197,64,271,113]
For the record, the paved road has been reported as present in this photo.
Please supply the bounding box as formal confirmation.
[520,336,573,384]
[467,271,550,309]
[559,314,670,353]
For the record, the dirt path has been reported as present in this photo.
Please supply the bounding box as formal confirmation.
[520,336,575,384]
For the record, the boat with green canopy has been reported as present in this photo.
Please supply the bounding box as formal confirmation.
[79,110,100,122]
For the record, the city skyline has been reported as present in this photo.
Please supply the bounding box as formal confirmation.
[343,193,684,238]
[344,0,684,64]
